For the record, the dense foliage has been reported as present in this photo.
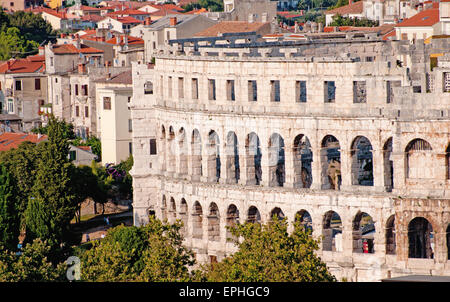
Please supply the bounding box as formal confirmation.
[329,14,379,27]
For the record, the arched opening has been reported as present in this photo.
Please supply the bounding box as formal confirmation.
[226,204,239,240]
[293,135,313,188]
[385,215,396,255]
[226,131,240,183]
[207,130,221,183]
[208,203,220,242]
[405,139,433,179]
[178,128,188,175]
[245,132,262,185]
[446,143,450,180]
[322,211,342,252]
[295,210,313,233]
[408,217,434,259]
[160,125,166,171]
[352,211,375,253]
[192,201,203,239]
[166,126,176,174]
[147,208,155,218]
[247,206,261,224]
[191,129,202,181]
[179,198,188,237]
[161,195,167,222]
[169,197,176,223]
[268,133,285,187]
[270,207,285,221]
[351,136,373,186]
[383,137,394,192]
[321,135,341,190]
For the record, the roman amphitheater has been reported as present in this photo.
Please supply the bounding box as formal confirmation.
[129,32,450,281]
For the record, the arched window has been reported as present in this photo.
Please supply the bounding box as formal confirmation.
[385,215,396,255]
[321,135,341,190]
[169,197,176,223]
[178,128,188,175]
[208,203,220,242]
[383,137,394,191]
[207,130,220,183]
[226,204,239,240]
[322,211,342,252]
[405,139,433,179]
[179,198,188,236]
[351,136,373,186]
[192,201,203,239]
[268,133,285,187]
[247,206,261,224]
[246,132,262,185]
[408,217,434,259]
[352,211,375,254]
[295,210,313,233]
[270,207,285,221]
[293,135,313,188]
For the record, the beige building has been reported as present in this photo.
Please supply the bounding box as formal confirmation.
[96,70,133,165]
[130,32,450,281]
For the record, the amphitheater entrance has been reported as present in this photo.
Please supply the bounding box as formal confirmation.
[192,201,203,239]
[385,215,396,255]
[321,135,341,190]
[245,133,262,185]
[293,135,313,188]
[323,211,342,252]
[295,210,313,233]
[226,132,240,184]
[408,217,434,259]
[270,207,285,221]
[352,211,375,253]
[208,203,220,242]
[226,204,239,240]
[351,136,374,186]
[383,137,394,192]
[268,133,285,187]
[247,206,261,224]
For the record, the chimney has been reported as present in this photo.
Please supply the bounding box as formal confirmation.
[6,60,12,70]
[169,17,177,26]
[78,63,86,74]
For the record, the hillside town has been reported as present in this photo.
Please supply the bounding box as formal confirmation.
[0,0,449,284]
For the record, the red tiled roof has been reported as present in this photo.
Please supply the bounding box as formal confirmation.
[96,70,132,84]
[80,14,104,22]
[396,9,439,27]
[194,21,269,37]
[0,133,47,152]
[382,29,396,40]
[106,35,144,45]
[80,5,102,11]
[75,145,92,152]
[109,16,143,24]
[107,8,150,16]
[325,1,364,15]
[0,56,45,74]
[185,7,207,14]
[51,43,104,54]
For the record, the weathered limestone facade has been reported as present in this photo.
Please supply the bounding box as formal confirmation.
[131,35,450,281]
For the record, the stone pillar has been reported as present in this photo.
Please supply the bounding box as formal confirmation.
[340,150,352,191]
[392,150,406,193]
[284,142,295,188]
[201,141,210,183]
[310,146,322,190]
[342,216,354,257]
[237,133,248,185]
[372,148,386,192]
[219,141,228,184]
[260,135,270,187]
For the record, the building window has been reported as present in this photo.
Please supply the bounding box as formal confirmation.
[192,78,198,99]
[7,99,13,113]
[208,79,216,100]
[248,80,257,102]
[226,80,235,101]
[150,138,157,155]
[15,80,21,91]
[103,97,111,110]
[353,81,367,103]
[296,81,307,103]
[144,81,153,94]
[75,106,80,117]
[75,84,79,96]
[85,106,89,117]
[55,95,59,105]
[129,142,132,155]
[178,77,184,99]
[324,81,335,103]
[50,57,53,66]
[35,78,41,90]
[82,84,88,96]
[69,150,77,161]
[128,119,132,132]
[270,80,280,102]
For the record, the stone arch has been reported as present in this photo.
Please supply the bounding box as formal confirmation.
[226,204,239,240]
[268,133,285,187]
[295,210,313,233]
[408,217,434,259]
[385,214,396,255]
[191,129,202,180]
[208,202,220,242]
[192,201,203,239]
[161,195,167,222]
[446,143,450,180]
[321,135,341,190]
[169,197,176,223]
[270,207,285,221]
[293,134,313,188]
[226,131,240,183]
[207,130,221,183]
[160,125,166,171]
[179,198,188,236]
[322,210,342,252]
[383,137,394,192]
[352,211,375,254]
[405,138,433,179]
[178,128,188,175]
[167,126,176,173]
[350,136,373,186]
[247,206,261,224]
[245,132,262,185]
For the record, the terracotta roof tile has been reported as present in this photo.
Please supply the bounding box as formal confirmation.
[96,70,132,84]
[0,133,47,152]
[325,1,364,15]
[194,21,269,37]
[396,8,439,27]
[51,43,104,54]
[0,56,45,74]
[106,35,144,45]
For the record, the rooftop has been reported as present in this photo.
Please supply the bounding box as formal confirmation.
[0,132,47,152]
[0,56,45,74]
[96,70,132,85]
[396,8,440,27]
[51,43,104,54]
[325,1,364,15]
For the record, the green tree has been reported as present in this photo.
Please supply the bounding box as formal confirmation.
[197,0,223,12]
[31,120,76,140]
[200,218,337,282]
[8,11,55,45]
[0,164,20,251]
[79,217,196,281]
[0,27,39,60]
[25,116,78,250]
[0,239,66,281]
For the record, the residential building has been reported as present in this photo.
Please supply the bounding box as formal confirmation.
[69,145,97,165]
[97,16,142,34]
[0,0,43,11]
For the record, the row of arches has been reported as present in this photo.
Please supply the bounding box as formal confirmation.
[158,196,450,259]
[160,125,450,190]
